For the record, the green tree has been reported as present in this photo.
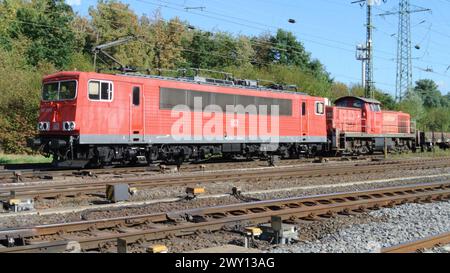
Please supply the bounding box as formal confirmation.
[374,91,396,110]
[398,92,425,125]
[421,108,450,131]
[441,92,450,108]
[10,0,76,68]
[251,33,274,67]
[330,82,349,100]
[0,0,26,50]
[151,15,185,69]
[413,79,442,108]
[348,85,365,97]
[183,31,216,68]
[270,29,310,68]
[234,36,255,67]
[89,0,155,69]
[0,40,56,153]
[213,32,240,68]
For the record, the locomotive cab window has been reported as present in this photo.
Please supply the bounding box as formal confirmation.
[132,87,140,106]
[42,80,77,101]
[315,102,325,115]
[352,101,363,108]
[88,80,113,101]
[370,104,381,112]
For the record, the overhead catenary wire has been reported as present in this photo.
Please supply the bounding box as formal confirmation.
[4,0,450,91]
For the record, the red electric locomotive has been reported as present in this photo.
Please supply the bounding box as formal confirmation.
[32,71,329,167]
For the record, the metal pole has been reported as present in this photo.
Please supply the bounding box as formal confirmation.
[352,0,379,99]
[365,3,374,99]
[362,61,366,88]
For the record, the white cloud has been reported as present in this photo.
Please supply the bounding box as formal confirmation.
[67,0,82,6]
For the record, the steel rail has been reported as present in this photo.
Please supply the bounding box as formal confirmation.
[381,232,450,253]
[1,158,450,200]
[0,156,447,182]
[0,158,319,181]
[0,182,449,253]
[0,156,446,183]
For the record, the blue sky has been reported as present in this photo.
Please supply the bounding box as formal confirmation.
[69,0,450,97]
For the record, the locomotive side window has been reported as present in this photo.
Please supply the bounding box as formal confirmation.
[133,87,140,106]
[159,87,292,116]
[100,83,110,100]
[188,91,212,110]
[214,93,236,112]
[236,95,256,108]
[256,97,273,115]
[88,80,113,101]
[88,81,100,99]
[160,88,187,109]
[302,102,306,116]
[278,99,292,116]
[315,102,325,115]
[42,80,77,101]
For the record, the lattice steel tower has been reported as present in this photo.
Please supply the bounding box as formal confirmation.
[396,0,413,102]
[380,1,430,102]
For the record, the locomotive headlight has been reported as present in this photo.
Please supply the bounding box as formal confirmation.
[63,121,76,131]
[38,122,50,131]
[63,122,69,131]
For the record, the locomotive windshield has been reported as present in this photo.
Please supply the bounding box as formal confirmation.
[42,80,77,101]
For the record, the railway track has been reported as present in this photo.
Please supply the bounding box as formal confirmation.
[0,159,314,182]
[381,232,450,253]
[0,155,443,182]
[0,181,449,253]
[1,157,450,200]
[0,155,383,182]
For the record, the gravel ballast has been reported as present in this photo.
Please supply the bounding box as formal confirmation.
[270,201,450,253]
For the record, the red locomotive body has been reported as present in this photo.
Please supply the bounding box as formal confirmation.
[34,71,328,166]
[326,96,415,154]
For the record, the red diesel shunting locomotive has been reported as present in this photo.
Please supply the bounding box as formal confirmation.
[31,71,415,167]
[326,96,415,155]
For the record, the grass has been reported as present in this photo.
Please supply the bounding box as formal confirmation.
[0,153,53,164]
[387,148,450,160]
